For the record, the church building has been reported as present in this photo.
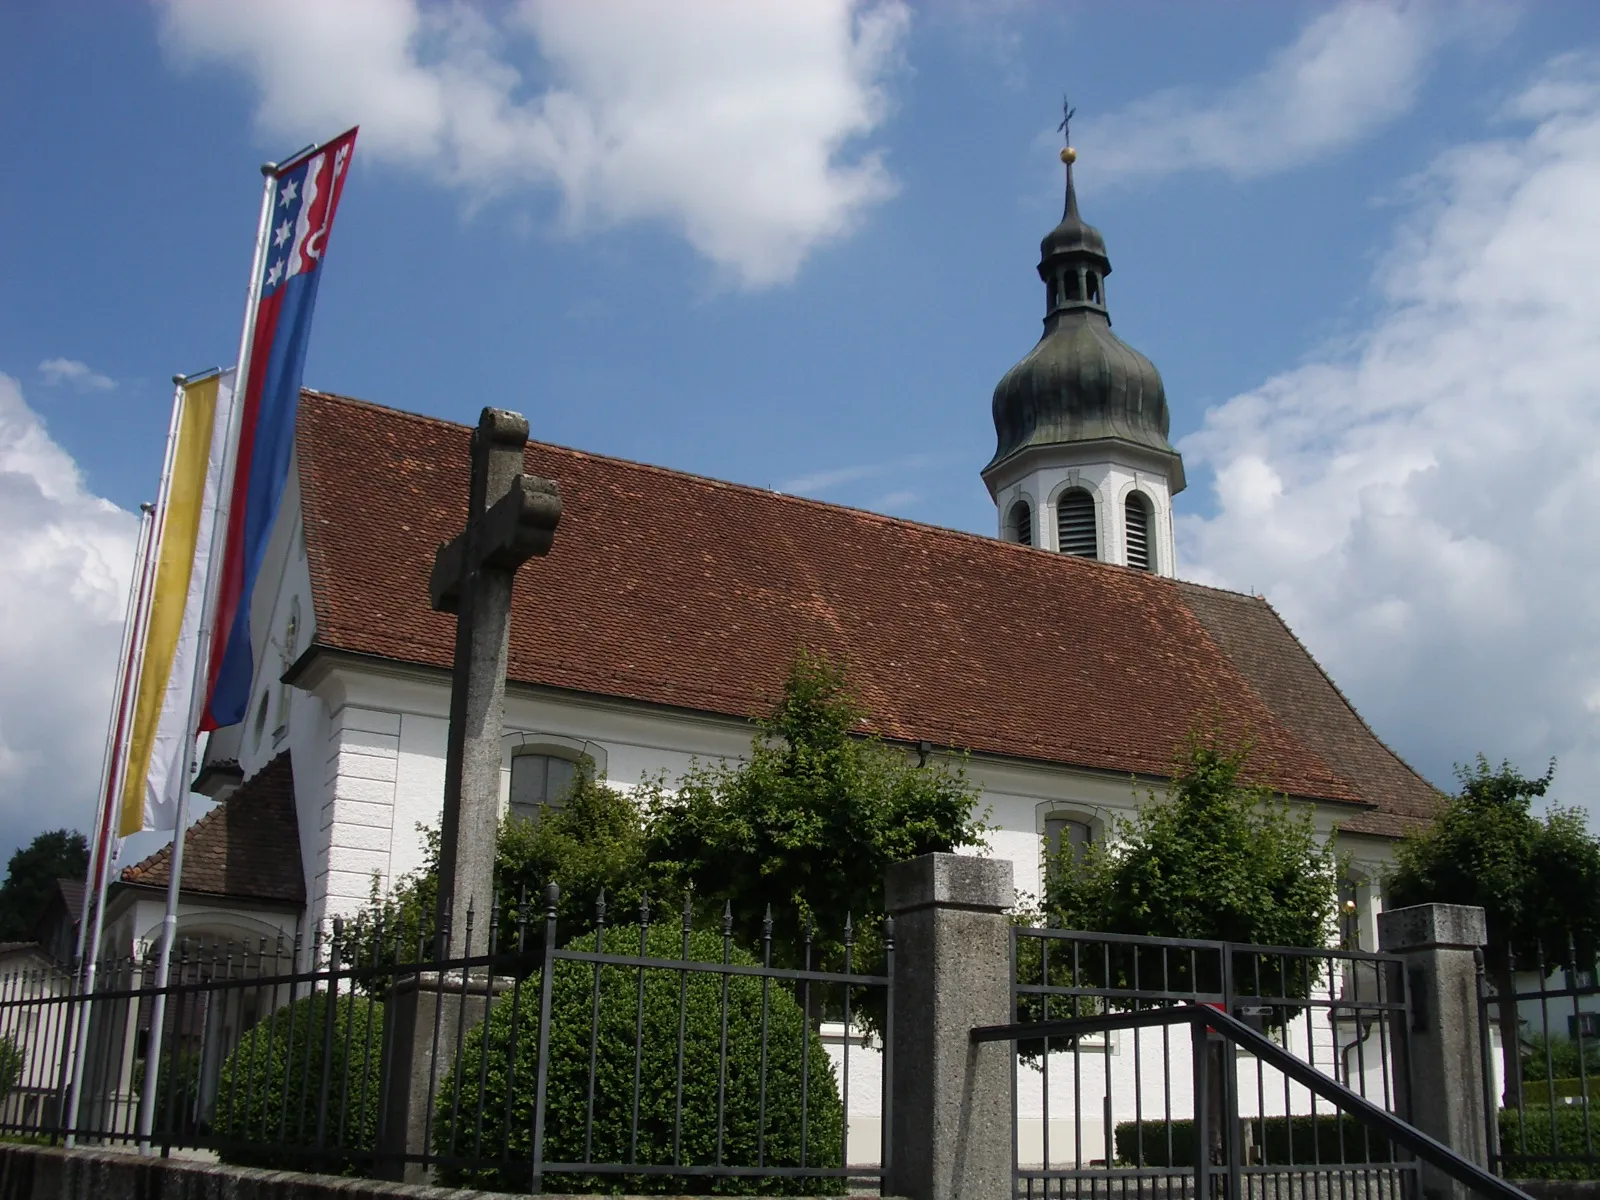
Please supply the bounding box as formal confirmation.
[110,149,1441,964]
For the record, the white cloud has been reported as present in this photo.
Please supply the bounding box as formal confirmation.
[1178,54,1600,808]
[1081,1,1504,182]
[157,0,908,288]
[0,375,139,855]
[779,452,933,496]
[39,358,115,391]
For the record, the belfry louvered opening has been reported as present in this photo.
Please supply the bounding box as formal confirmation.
[1125,492,1151,571]
[1056,488,1097,559]
[1008,500,1033,547]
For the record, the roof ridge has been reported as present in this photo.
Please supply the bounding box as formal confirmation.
[300,389,1168,579]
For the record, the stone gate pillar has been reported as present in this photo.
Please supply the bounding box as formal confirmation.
[885,852,1014,1200]
[1378,902,1491,1200]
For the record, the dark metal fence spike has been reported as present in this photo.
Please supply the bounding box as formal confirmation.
[640,892,651,927]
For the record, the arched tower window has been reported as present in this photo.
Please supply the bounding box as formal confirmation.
[1056,489,1098,559]
[1125,493,1152,571]
[1008,501,1033,547]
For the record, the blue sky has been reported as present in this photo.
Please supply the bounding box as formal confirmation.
[3,1,1600,861]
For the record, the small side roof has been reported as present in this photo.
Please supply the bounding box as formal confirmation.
[121,753,304,906]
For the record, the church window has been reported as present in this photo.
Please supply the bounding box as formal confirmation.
[1056,489,1098,559]
[1086,272,1102,305]
[1044,815,1095,865]
[1125,493,1152,571]
[1009,501,1033,547]
[509,752,579,823]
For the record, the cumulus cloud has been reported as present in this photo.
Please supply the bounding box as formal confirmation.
[0,374,139,856]
[39,358,115,391]
[1081,1,1503,182]
[1178,54,1600,808]
[156,0,908,287]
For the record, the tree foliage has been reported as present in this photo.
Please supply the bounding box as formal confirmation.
[433,924,843,1195]
[1386,756,1600,969]
[0,829,87,941]
[1044,731,1338,949]
[1385,756,1600,1107]
[642,650,985,971]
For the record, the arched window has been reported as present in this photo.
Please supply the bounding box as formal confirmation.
[1125,493,1152,571]
[1044,815,1095,865]
[1056,488,1098,559]
[509,752,580,823]
[1008,500,1033,548]
[1086,272,1102,306]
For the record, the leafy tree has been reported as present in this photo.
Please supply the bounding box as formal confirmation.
[640,650,986,978]
[0,829,87,941]
[1045,731,1339,950]
[1386,756,1600,1107]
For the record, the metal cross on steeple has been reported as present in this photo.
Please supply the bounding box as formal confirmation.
[1057,97,1075,145]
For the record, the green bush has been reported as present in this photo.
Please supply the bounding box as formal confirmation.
[211,990,384,1174]
[1116,1114,1399,1167]
[1500,1106,1600,1180]
[0,1035,22,1100]
[1523,1078,1597,1106]
[434,923,844,1194]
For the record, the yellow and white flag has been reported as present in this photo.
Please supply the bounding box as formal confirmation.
[118,371,234,836]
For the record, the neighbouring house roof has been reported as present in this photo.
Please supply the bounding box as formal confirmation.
[122,753,304,906]
[293,390,1442,833]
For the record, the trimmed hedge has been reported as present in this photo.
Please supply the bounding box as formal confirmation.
[211,991,385,1174]
[1115,1114,1398,1167]
[1522,1078,1597,1107]
[433,923,845,1195]
[1500,1106,1600,1180]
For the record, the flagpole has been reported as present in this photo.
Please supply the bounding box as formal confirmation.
[136,165,279,1152]
[61,496,157,1145]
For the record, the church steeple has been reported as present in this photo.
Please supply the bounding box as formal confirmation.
[983,112,1185,576]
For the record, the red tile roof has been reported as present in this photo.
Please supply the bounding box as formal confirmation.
[295,391,1441,831]
[121,753,304,905]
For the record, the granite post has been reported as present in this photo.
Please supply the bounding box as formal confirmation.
[377,406,561,1182]
[885,853,1014,1200]
[1378,902,1491,1200]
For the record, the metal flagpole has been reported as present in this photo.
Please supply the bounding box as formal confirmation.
[61,495,157,1145]
[136,163,279,1151]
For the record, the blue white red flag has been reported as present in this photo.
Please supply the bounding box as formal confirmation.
[202,128,357,730]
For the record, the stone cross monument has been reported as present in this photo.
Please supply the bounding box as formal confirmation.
[427,406,562,954]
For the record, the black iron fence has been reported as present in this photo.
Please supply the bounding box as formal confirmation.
[0,886,892,1195]
[1004,926,1414,1200]
[1479,937,1600,1181]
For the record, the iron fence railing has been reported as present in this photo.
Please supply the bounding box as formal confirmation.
[0,885,891,1195]
[976,1005,1526,1200]
[1479,936,1600,1181]
[1006,926,1413,1200]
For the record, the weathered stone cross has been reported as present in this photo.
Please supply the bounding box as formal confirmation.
[428,406,561,956]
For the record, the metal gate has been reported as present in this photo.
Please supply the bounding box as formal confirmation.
[1001,927,1414,1200]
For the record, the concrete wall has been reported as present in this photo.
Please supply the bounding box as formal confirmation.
[0,1144,841,1200]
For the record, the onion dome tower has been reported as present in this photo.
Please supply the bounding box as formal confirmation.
[983,125,1184,575]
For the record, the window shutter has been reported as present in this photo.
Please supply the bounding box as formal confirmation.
[1125,494,1151,571]
[1057,489,1098,559]
[1011,501,1032,548]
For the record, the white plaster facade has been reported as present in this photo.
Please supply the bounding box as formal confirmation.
[987,444,1179,576]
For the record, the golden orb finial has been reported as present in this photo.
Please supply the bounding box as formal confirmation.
[1060,146,1077,164]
